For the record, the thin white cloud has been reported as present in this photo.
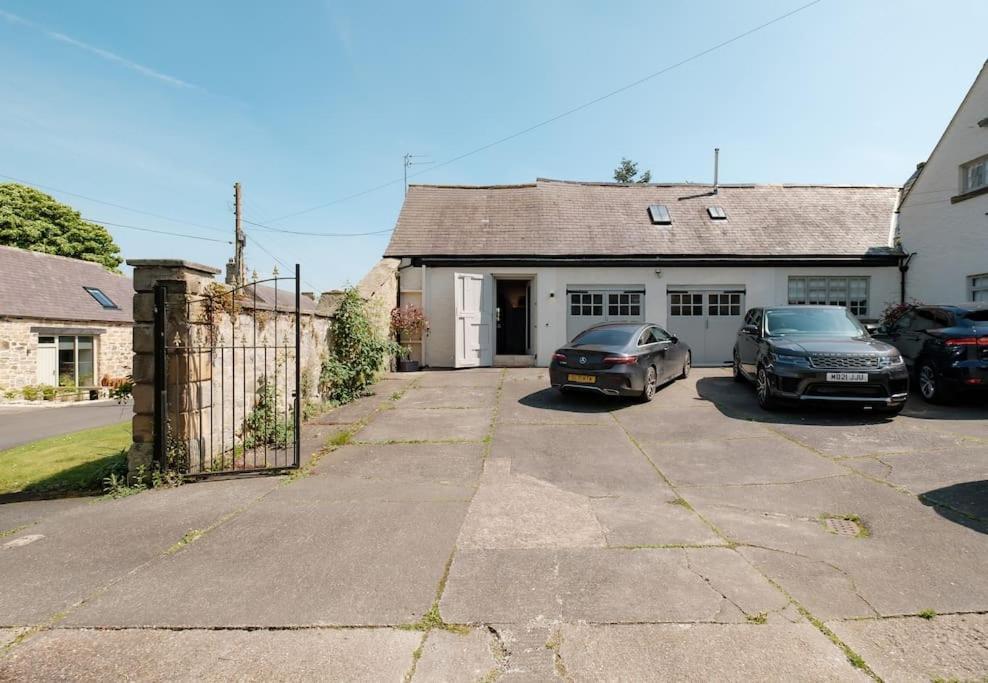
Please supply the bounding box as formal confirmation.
[0,9,203,91]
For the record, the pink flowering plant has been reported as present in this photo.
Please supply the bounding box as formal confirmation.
[390,304,427,358]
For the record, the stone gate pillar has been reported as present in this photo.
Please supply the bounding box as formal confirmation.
[126,259,221,478]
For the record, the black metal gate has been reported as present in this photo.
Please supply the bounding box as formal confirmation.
[153,266,302,476]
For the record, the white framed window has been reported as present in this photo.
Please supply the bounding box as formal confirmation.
[969,273,988,302]
[569,292,603,316]
[607,292,641,317]
[788,276,870,317]
[961,155,988,194]
[669,292,703,316]
[708,292,742,316]
[54,335,96,387]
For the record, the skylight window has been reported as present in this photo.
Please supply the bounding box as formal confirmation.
[647,204,671,225]
[84,287,118,309]
[707,206,727,220]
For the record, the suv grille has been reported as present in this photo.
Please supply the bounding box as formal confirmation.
[809,354,880,370]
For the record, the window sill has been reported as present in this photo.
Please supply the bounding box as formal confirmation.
[950,185,988,204]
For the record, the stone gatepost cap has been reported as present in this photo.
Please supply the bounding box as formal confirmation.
[126,259,221,275]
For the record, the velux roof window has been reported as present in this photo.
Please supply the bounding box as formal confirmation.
[707,206,727,220]
[84,286,118,309]
[647,204,671,225]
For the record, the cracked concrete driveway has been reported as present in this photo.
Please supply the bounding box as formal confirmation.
[1,368,987,681]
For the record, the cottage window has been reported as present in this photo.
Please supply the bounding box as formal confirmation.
[788,276,870,317]
[56,335,96,387]
[669,292,703,316]
[608,293,641,317]
[961,156,988,194]
[83,287,119,309]
[570,292,603,316]
[969,273,988,302]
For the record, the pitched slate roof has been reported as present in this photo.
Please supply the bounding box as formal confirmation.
[0,245,133,323]
[242,283,321,316]
[384,178,900,259]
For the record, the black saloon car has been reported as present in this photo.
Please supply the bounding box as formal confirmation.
[872,303,988,403]
[733,306,909,413]
[549,323,691,402]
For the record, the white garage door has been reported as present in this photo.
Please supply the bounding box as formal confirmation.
[667,289,744,366]
[566,286,645,341]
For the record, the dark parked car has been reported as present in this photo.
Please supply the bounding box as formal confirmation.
[733,305,909,413]
[549,323,691,402]
[872,303,988,403]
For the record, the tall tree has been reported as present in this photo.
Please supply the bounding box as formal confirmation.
[613,158,652,184]
[0,183,122,270]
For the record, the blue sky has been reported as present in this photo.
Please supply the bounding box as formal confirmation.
[1,1,985,291]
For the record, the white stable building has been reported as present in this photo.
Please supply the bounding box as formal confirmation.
[385,178,902,368]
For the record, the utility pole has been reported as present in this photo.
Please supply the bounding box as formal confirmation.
[233,182,246,287]
[403,153,434,195]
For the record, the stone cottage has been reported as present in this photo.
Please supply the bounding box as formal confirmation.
[0,245,133,390]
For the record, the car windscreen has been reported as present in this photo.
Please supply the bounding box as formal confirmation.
[571,328,634,347]
[764,309,866,337]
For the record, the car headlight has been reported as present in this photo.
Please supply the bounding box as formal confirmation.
[878,354,904,368]
[769,352,811,368]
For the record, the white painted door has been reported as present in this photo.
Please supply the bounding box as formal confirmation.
[36,339,58,385]
[454,273,492,368]
[667,289,744,366]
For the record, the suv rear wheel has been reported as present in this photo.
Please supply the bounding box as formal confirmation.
[732,350,745,383]
[918,362,947,404]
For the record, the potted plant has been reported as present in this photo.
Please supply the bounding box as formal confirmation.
[390,303,427,372]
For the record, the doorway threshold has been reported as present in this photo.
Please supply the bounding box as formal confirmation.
[493,354,536,368]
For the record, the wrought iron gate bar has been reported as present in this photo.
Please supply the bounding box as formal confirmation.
[153,269,303,477]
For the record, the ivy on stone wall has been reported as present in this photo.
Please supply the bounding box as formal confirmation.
[320,288,399,404]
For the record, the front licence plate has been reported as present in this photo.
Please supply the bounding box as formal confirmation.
[826,372,868,383]
[567,374,596,384]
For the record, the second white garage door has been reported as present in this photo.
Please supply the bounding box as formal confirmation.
[667,288,744,366]
[566,285,645,341]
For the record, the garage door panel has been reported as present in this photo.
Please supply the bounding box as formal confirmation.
[566,287,644,341]
[668,289,744,367]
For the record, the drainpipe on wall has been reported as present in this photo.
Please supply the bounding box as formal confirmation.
[898,252,916,304]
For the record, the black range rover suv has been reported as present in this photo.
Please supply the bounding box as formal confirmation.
[733,305,909,413]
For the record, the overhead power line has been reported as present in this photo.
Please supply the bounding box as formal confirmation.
[88,218,233,244]
[242,218,392,237]
[260,0,824,225]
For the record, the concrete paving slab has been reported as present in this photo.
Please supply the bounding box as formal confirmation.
[767,419,975,458]
[0,627,26,647]
[490,423,665,497]
[0,476,281,626]
[310,444,484,500]
[0,627,420,681]
[828,614,988,682]
[642,435,847,487]
[500,367,549,383]
[456,467,606,550]
[396,385,497,409]
[843,447,988,494]
[65,496,468,627]
[497,384,617,425]
[590,495,723,547]
[441,548,778,624]
[558,622,870,681]
[309,393,389,425]
[614,406,772,444]
[357,407,491,443]
[414,628,503,682]
[0,496,91,534]
[416,370,502,388]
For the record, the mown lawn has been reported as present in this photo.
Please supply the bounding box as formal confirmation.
[0,421,129,496]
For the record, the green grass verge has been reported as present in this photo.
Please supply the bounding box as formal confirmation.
[0,421,129,495]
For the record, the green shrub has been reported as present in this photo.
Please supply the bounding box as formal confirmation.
[3,389,18,400]
[320,288,400,405]
[21,385,41,401]
[40,385,56,400]
[241,378,294,449]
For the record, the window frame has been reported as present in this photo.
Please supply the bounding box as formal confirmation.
[787,276,870,317]
[83,287,119,310]
[51,334,97,387]
[968,273,988,302]
[960,155,988,194]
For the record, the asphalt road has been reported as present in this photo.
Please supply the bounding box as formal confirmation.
[0,401,132,451]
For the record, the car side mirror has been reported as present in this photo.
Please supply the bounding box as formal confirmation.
[741,324,758,336]
[669,335,679,344]
[866,323,882,335]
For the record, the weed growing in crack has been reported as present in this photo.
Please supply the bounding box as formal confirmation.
[746,612,768,624]
[167,529,204,554]
[669,497,692,509]
[918,609,937,620]
[400,603,469,635]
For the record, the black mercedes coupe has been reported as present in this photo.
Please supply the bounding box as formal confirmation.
[549,323,691,402]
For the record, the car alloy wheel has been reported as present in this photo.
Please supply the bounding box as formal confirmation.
[679,352,691,379]
[732,351,744,383]
[918,364,941,403]
[756,367,776,410]
[641,366,657,402]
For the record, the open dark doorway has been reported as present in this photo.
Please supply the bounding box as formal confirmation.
[496,279,530,355]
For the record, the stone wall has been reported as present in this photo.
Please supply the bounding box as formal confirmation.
[0,317,132,389]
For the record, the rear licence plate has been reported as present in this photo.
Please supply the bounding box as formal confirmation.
[826,372,868,383]
[567,374,596,384]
